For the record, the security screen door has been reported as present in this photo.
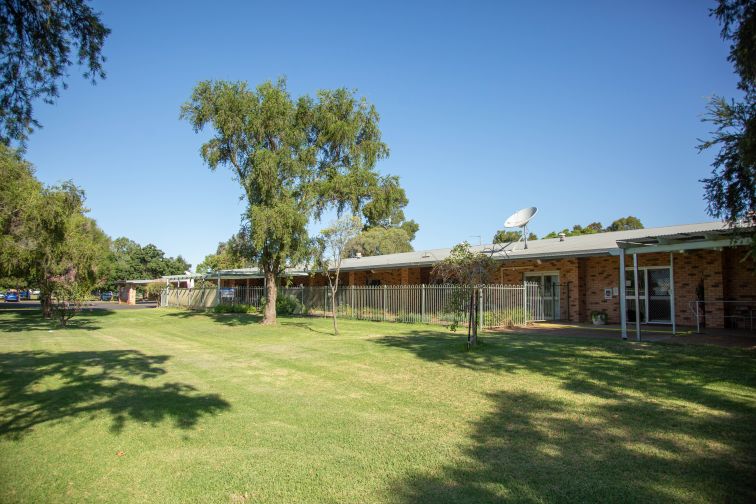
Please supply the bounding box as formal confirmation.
[524,273,560,320]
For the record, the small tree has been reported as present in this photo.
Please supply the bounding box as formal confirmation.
[50,277,90,327]
[314,215,362,335]
[431,242,497,346]
[145,281,165,305]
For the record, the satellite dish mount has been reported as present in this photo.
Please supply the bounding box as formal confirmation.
[503,207,538,249]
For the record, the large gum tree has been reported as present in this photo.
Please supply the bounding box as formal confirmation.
[181,79,392,324]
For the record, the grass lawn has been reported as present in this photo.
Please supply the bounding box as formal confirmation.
[0,308,754,503]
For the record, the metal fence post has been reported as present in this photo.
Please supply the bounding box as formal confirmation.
[383,285,387,321]
[478,286,484,330]
[523,282,528,325]
[421,284,426,323]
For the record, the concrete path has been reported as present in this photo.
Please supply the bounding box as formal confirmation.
[490,322,756,349]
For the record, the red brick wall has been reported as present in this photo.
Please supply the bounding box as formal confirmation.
[723,246,756,300]
[273,247,745,329]
[582,256,620,323]
[583,250,727,328]
[721,246,754,328]
[495,258,580,321]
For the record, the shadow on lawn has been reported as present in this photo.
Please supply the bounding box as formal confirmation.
[0,350,230,439]
[161,310,330,332]
[161,310,262,327]
[376,330,756,503]
[0,309,115,332]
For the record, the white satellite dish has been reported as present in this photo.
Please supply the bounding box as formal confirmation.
[504,207,538,249]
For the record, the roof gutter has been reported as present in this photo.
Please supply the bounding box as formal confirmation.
[611,237,748,256]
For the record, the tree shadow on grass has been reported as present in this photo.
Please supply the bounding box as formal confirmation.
[161,309,262,327]
[0,350,230,439]
[160,310,327,332]
[0,309,115,332]
[280,320,333,334]
[374,331,756,502]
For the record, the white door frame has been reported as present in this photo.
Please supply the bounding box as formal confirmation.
[524,271,560,320]
[624,265,673,324]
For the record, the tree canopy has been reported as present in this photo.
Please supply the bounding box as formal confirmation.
[0,0,110,148]
[0,156,111,318]
[196,234,250,274]
[699,0,755,257]
[107,237,190,286]
[181,79,410,324]
[0,144,41,280]
[542,217,643,239]
[346,226,414,257]
[493,230,538,244]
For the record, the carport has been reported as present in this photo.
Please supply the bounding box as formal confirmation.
[116,279,161,305]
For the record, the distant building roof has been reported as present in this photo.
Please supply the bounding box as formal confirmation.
[162,273,203,280]
[117,279,162,285]
[205,267,310,279]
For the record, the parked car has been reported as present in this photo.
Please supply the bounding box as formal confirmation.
[100,291,114,302]
[4,290,19,302]
[19,290,30,300]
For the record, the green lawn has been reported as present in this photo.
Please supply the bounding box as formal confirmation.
[0,308,754,503]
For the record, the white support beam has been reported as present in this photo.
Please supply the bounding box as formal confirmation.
[670,252,676,336]
[633,253,641,341]
[618,238,749,256]
[619,250,627,340]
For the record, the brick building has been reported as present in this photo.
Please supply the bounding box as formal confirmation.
[210,222,754,332]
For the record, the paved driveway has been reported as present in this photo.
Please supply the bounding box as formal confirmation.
[0,300,157,311]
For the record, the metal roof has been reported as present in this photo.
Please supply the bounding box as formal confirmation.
[117,279,163,285]
[204,222,744,278]
[207,266,310,279]
[162,273,203,280]
[337,221,731,271]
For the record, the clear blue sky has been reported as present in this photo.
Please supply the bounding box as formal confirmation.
[24,0,739,270]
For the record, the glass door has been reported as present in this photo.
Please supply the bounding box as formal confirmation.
[625,268,646,324]
[647,268,672,323]
[524,273,560,320]
[625,267,672,324]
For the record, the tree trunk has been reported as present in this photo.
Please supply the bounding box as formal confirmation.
[261,270,277,325]
[468,289,477,346]
[40,295,52,319]
[331,287,339,335]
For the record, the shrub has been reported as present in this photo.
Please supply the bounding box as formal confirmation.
[484,308,527,328]
[145,282,165,303]
[261,294,304,316]
[213,303,255,314]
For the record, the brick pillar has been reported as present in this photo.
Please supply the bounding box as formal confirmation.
[348,271,355,286]
[401,268,409,285]
[702,250,725,328]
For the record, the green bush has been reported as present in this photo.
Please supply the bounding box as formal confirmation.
[261,294,304,315]
[213,303,255,314]
[483,308,527,328]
